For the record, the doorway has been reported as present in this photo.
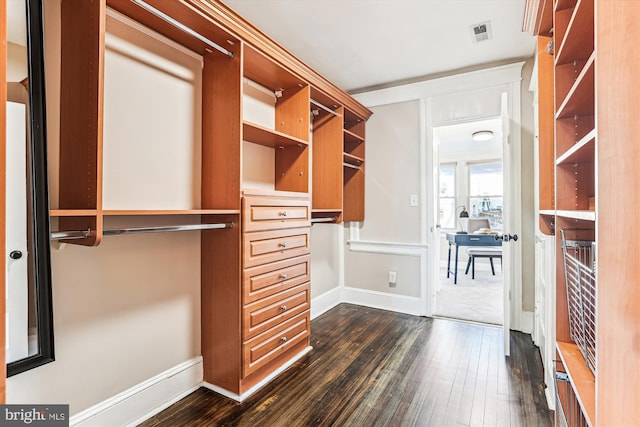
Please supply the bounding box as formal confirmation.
[432,118,504,325]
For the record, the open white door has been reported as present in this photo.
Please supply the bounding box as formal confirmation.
[500,92,513,356]
[429,126,441,314]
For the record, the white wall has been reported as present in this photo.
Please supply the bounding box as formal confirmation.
[310,225,340,298]
[351,61,535,322]
[343,100,422,298]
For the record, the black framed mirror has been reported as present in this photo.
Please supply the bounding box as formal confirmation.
[6,0,54,376]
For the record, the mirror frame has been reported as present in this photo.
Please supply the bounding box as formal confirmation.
[7,0,55,377]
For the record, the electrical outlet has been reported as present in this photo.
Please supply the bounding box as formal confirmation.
[410,194,419,207]
[388,270,397,284]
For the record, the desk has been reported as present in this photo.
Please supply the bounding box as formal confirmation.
[446,232,502,284]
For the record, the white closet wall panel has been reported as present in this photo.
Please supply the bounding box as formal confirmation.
[102,13,203,210]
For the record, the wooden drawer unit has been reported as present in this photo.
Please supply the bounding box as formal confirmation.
[243,283,310,340]
[243,311,310,377]
[243,254,310,304]
[243,227,310,268]
[243,196,310,232]
[239,192,312,388]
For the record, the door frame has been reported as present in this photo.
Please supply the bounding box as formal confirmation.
[354,61,525,331]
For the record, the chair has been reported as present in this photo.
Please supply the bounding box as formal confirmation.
[464,217,502,279]
[465,247,502,279]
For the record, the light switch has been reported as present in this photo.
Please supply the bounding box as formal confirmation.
[389,270,397,284]
[410,194,419,207]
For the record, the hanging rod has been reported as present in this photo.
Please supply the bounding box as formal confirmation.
[310,99,339,117]
[51,229,92,241]
[102,223,233,236]
[131,0,234,58]
[343,162,361,170]
[311,217,337,223]
[50,223,233,240]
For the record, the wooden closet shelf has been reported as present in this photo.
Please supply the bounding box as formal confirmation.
[343,129,364,144]
[243,121,309,148]
[555,54,594,119]
[539,210,556,216]
[556,341,595,426]
[555,0,578,12]
[556,129,595,165]
[102,209,240,216]
[555,0,594,66]
[312,209,342,214]
[556,210,596,221]
[343,153,364,166]
[243,44,307,91]
[50,209,98,217]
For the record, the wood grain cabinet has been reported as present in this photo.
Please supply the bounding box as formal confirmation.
[540,0,640,424]
[50,0,371,401]
[310,90,368,223]
[239,191,311,387]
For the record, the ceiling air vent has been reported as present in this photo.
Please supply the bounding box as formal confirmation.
[471,21,492,43]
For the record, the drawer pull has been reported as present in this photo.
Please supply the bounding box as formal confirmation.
[279,211,287,217]
[279,242,287,248]
[281,305,287,311]
[279,274,287,280]
[281,336,287,343]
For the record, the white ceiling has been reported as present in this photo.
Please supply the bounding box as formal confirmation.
[436,118,502,158]
[222,0,536,92]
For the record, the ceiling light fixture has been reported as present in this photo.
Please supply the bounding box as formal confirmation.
[472,130,493,141]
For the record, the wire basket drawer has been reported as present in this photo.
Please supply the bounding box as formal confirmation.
[561,229,596,375]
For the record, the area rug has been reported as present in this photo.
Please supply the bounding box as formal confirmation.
[434,265,504,325]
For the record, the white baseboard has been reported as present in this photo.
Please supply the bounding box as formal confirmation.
[70,357,203,427]
[341,287,422,316]
[311,287,341,320]
[203,346,313,402]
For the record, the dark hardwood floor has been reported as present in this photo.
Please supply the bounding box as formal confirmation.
[140,304,553,427]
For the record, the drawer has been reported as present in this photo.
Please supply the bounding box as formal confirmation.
[243,255,311,304]
[243,283,310,340]
[243,310,310,377]
[243,196,310,232]
[243,228,310,268]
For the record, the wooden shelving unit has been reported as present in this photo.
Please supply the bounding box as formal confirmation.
[242,44,310,195]
[310,88,343,222]
[551,0,640,425]
[553,1,596,424]
[343,108,366,222]
[53,0,371,401]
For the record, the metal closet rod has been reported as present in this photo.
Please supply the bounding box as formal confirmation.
[51,229,92,241]
[310,99,340,117]
[343,162,360,170]
[50,223,233,240]
[131,0,234,58]
[311,217,337,223]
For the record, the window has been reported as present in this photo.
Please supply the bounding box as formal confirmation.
[469,162,503,229]
[439,164,456,229]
